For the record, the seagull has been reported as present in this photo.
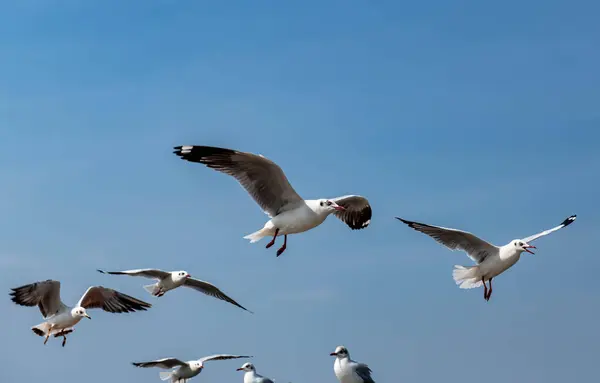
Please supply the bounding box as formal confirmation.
[396,214,577,301]
[133,354,252,382]
[96,268,251,312]
[9,279,151,347]
[173,145,372,257]
[237,362,274,383]
[330,346,375,383]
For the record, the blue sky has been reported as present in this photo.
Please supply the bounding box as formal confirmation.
[1,1,599,382]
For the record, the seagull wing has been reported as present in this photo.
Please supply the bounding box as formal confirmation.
[173,145,304,217]
[76,286,152,313]
[198,354,252,363]
[132,358,187,369]
[9,279,66,318]
[97,268,171,280]
[521,214,577,243]
[183,278,252,313]
[396,217,498,263]
[354,363,375,383]
[331,195,372,230]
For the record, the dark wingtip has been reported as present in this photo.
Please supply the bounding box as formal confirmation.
[561,215,577,227]
[395,217,410,224]
[96,269,105,274]
[32,328,45,337]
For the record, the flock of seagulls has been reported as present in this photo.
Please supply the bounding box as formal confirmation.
[8,144,578,383]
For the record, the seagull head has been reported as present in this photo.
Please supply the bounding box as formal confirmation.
[191,361,204,370]
[513,240,536,254]
[318,199,346,213]
[72,307,91,320]
[330,345,349,358]
[174,270,192,281]
[236,362,255,372]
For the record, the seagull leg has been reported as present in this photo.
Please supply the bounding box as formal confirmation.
[482,278,488,301]
[266,229,279,249]
[487,278,493,301]
[62,334,67,347]
[276,235,287,257]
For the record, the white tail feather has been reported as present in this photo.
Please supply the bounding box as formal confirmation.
[159,371,173,381]
[243,228,268,243]
[452,265,483,289]
[143,284,158,295]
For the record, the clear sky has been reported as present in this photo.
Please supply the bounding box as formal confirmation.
[1,1,599,382]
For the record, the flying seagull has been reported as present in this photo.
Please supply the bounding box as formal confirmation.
[96,268,251,312]
[133,354,252,382]
[9,280,151,346]
[237,362,274,383]
[396,214,577,301]
[173,145,372,257]
[330,345,375,383]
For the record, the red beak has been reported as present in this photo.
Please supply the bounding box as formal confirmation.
[524,245,536,254]
[236,368,243,371]
[186,275,191,278]
[334,206,346,212]
[330,352,337,356]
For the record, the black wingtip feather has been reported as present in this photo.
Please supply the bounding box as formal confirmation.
[561,215,577,227]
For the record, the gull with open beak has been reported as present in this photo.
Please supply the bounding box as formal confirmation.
[173,145,372,257]
[396,214,577,301]
[9,279,151,347]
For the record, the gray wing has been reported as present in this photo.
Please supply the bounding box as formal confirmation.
[354,363,375,383]
[77,286,152,313]
[259,377,275,383]
[396,217,498,263]
[173,145,304,217]
[9,280,66,318]
[97,268,171,280]
[132,358,187,369]
[198,354,252,363]
[521,215,576,243]
[331,195,372,230]
[183,278,252,313]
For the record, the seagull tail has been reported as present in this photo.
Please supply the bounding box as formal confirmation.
[243,228,269,243]
[143,283,159,296]
[31,322,51,337]
[159,371,174,381]
[452,265,483,289]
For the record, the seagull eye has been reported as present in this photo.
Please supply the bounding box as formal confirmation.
[320,202,324,206]
[326,201,332,206]
[519,242,523,246]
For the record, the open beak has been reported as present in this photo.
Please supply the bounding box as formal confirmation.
[333,205,346,212]
[85,314,92,320]
[524,245,537,254]
[330,352,337,356]
[186,275,191,278]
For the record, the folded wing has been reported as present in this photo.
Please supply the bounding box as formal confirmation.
[77,286,152,313]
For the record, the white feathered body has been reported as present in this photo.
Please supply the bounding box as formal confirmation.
[161,362,201,382]
[453,245,522,289]
[243,370,271,383]
[33,308,81,335]
[144,274,186,296]
[244,201,329,242]
[334,357,364,383]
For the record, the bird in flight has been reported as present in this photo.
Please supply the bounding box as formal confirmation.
[9,279,151,346]
[173,145,372,257]
[96,268,251,312]
[396,214,577,301]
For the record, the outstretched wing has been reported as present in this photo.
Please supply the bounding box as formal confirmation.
[396,217,499,264]
[183,278,252,313]
[331,195,372,230]
[77,286,152,313]
[9,280,66,318]
[132,358,187,369]
[354,363,375,383]
[199,354,252,363]
[173,145,304,217]
[521,215,577,243]
[97,268,171,280]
